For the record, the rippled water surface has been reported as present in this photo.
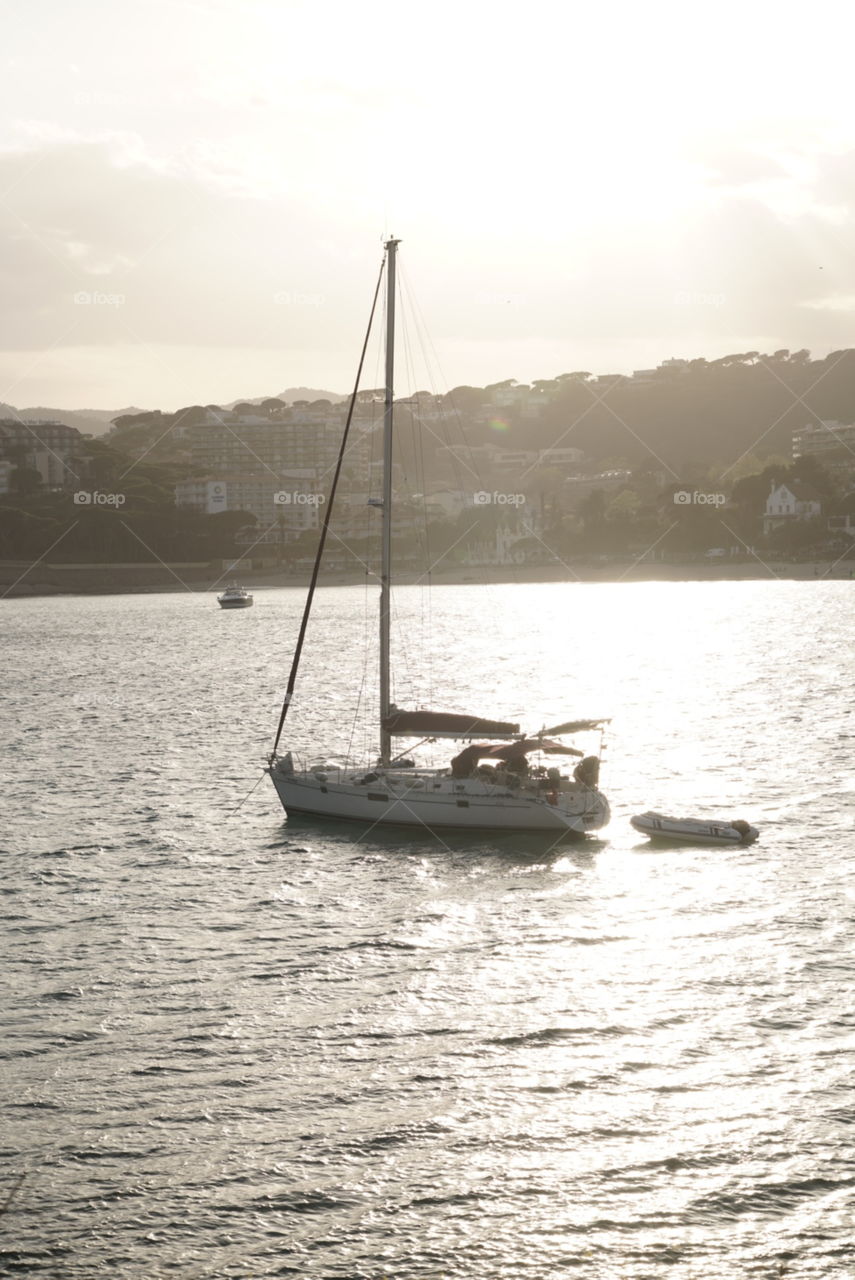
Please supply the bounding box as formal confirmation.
[2,581,854,1279]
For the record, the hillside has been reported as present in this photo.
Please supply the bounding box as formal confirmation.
[4,350,855,465]
[225,388,346,409]
[0,403,143,438]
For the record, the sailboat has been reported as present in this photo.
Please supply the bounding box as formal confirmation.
[267,239,611,837]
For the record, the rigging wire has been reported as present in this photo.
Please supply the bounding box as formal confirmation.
[271,255,385,759]
[228,766,269,817]
[344,334,384,765]
[399,260,533,588]
[396,274,434,709]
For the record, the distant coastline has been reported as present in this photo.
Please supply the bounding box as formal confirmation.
[2,558,853,598]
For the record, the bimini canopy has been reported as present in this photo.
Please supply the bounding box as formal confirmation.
[382,709,520,739]
[450,738,583,778]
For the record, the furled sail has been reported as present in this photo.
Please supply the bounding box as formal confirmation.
[382,710,520,739]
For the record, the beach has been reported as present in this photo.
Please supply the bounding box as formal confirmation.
[1,556,853,596]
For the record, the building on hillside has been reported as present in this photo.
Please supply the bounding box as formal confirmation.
[421,489,474,519]
[462,508,550,567]
[187,416,370,476]
[0,419,85,489]
[793,421,855,481]
[560,470,632,510]
[395,393,448,422]
[436,443,584,480]
[174,470,321,536]
[488,383,530,408]
[524,446,584,470]
[793,420,855,457]
[763,481,822,535]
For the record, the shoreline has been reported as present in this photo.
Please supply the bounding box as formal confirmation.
[2,558,853,597]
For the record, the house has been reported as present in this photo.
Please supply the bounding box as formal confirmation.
[763,481,822,535]
[463,511,550,567]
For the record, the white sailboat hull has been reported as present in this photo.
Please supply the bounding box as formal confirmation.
[269,760,609,836]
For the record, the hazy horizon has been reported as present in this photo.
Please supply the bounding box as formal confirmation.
[2,0,855,410]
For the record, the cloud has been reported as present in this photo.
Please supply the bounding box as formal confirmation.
[1,133,855,405]
[0,135,380,355]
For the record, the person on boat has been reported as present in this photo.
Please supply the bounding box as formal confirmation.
[450,745,480,778]
[573,756,599,787]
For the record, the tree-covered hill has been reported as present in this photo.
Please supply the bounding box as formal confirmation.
[445,350,855,472]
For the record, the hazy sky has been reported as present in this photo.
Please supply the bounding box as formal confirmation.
[2,0,854,409]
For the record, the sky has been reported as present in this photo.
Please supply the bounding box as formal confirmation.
[2,0,855,409]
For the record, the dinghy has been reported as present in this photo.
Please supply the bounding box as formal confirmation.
[631,811,759,846]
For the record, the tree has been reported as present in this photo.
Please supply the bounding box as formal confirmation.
[11,466,42,496]
[578,488,606,530]
[173,405,208,427]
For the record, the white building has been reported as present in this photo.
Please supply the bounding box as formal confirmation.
[763,481,822,534]
[422,489,473,519]
[175,470,322,536]
[793,420,855,457]
[793,421,855,480]
[189,416,349,476]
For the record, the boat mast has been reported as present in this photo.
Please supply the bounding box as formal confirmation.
[379,236,399,766]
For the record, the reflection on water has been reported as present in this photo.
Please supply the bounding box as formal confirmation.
[1,580,853,1279]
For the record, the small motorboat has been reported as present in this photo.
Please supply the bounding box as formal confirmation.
[630,811,759,846]
[218,583,254,609]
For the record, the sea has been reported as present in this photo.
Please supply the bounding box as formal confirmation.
[2,580,853,1280]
